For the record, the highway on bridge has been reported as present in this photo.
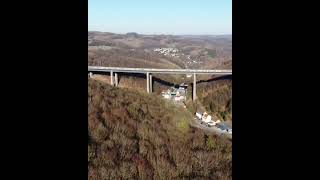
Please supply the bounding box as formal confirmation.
[88,66,232,75]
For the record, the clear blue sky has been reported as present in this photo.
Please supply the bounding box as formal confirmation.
[89,0,232,35]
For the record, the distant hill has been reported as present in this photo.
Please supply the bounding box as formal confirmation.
[126,32,140,37]
[88,31,232,70]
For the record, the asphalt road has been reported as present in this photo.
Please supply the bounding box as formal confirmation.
[190,117,232,139]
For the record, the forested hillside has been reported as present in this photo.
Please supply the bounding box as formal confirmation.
[88,79,232,179]
[197,78,232,122]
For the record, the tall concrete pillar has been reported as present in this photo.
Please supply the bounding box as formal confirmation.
[146,72,150,93]
[193,73,197,101]
[110,70,114,86]
[149,74,153,93]
[114,73,118,87]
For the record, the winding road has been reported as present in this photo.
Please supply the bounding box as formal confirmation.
[189,117,232,139]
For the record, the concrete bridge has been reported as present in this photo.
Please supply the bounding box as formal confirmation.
[88,66,232,101]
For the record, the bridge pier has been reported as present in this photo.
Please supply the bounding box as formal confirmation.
[146,72,150,93]
[149,74,153,93]
[193,73,197,101]
[110,70,114,86]
[87,67,231,96]
[114,73,118,87]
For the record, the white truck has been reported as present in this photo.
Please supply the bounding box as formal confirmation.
[195,112,202,120]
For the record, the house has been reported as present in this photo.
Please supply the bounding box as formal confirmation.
[161,91,171,99]
[174,95,184,101]
[179,83,188,89]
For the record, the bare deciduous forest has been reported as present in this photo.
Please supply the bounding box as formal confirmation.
[88,79,232,179]
[198,79,232,122]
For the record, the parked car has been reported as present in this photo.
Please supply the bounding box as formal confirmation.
[216,123,229,132]
[207,121,216,127]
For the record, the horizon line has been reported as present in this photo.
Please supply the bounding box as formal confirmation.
[88,31,232,36]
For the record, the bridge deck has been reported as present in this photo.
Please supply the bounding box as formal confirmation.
[88,66,232,75]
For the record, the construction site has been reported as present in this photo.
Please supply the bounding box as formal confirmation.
[160,83,188,107]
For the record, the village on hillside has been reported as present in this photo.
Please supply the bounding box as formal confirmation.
[153,47,202,68]
[160,83,232,136]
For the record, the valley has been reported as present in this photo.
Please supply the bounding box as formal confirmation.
[88,31,232,179]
